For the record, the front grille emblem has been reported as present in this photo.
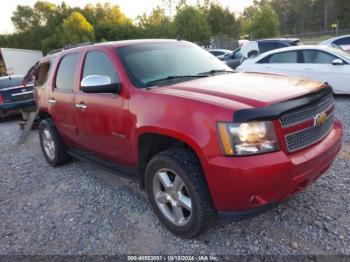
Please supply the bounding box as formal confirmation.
[314,112,328,127]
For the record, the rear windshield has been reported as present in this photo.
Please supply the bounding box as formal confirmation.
[116,42,231,88]
[0,77,23,89]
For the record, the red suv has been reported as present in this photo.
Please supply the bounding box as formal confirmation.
[34,40,342,238]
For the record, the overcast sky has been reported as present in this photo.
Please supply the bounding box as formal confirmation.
[0,0,254,33]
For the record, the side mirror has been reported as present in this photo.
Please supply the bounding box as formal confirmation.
[332,58,344,65]
[81,75,121,94]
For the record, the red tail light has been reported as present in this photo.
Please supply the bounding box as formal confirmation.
[0,94,3,105]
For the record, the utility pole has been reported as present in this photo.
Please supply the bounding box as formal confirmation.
[324,0,328,31]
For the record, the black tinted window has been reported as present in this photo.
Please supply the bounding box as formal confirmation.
[334,37,350,45]
[275,42,287,48]
[83,51,119,83]
[302,50,336,64]
[259,42,277,53]
[55,54,78,91]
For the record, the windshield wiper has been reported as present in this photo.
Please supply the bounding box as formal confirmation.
[197,69,235,76]
[146,75,208,87]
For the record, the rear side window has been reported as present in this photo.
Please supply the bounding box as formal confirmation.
[275,42,287,48]
[82,51,119,84]
[268,51,298,63]
[259,42,277,53]
[334,37,350,46]
[302,50,336,64]
[55,54,78,91]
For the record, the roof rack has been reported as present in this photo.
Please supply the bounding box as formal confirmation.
[48,42,94,55]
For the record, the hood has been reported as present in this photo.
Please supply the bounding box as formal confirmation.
[151,72,325,109]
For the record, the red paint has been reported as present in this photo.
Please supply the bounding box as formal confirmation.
[35,40,343,213]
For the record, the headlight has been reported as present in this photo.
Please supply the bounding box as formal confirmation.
[217,121,280,156]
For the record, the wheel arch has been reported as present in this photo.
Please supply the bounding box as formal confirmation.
[38,110,53,121]
[135,128,207,189]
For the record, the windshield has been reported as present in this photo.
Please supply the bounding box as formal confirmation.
[116,41,233,88]
[329,47,350,61]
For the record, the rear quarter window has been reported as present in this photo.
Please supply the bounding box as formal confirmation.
[35,59,55,87]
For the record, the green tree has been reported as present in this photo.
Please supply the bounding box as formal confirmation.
[81,3,132,41]
[242,3,279,39]
[60,11,95,45]
[173,5,211,44]
[137,6,174,38]
[335,0,350,28]
[206,3,240,37]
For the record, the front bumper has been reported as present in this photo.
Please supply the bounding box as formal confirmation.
[204,121,342,214]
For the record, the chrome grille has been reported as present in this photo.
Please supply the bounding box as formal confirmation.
[285,112,334,152]
[280,95,334,128]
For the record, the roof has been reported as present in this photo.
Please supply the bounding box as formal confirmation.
[259,45,332,54]
[48,39,185,55]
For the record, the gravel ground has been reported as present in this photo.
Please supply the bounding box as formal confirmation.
[0,97,349,256]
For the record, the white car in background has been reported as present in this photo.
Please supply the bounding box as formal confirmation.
[236,45,350,94]
[319,35,350,53]
[209,49,233,60]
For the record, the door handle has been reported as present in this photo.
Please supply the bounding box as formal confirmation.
[48,98,57,104]
[75,103,88,110]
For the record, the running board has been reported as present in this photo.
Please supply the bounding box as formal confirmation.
[67,148,140,182]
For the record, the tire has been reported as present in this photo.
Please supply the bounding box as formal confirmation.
[145,147,215,238]
[39,118,70,167]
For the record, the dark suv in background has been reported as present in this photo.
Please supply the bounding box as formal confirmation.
[225,38,300,69]
[0,75,35,117]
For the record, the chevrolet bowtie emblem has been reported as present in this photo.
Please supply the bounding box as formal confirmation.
[314,112,328,126]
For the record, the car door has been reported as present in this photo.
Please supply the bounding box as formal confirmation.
[300,49,350,94]
[74,49,132,166]
[49,53,79,146]
[251,50,301,77]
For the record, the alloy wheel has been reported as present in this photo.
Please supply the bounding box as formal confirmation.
[153,168,192,226]
[42,128,55,160]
